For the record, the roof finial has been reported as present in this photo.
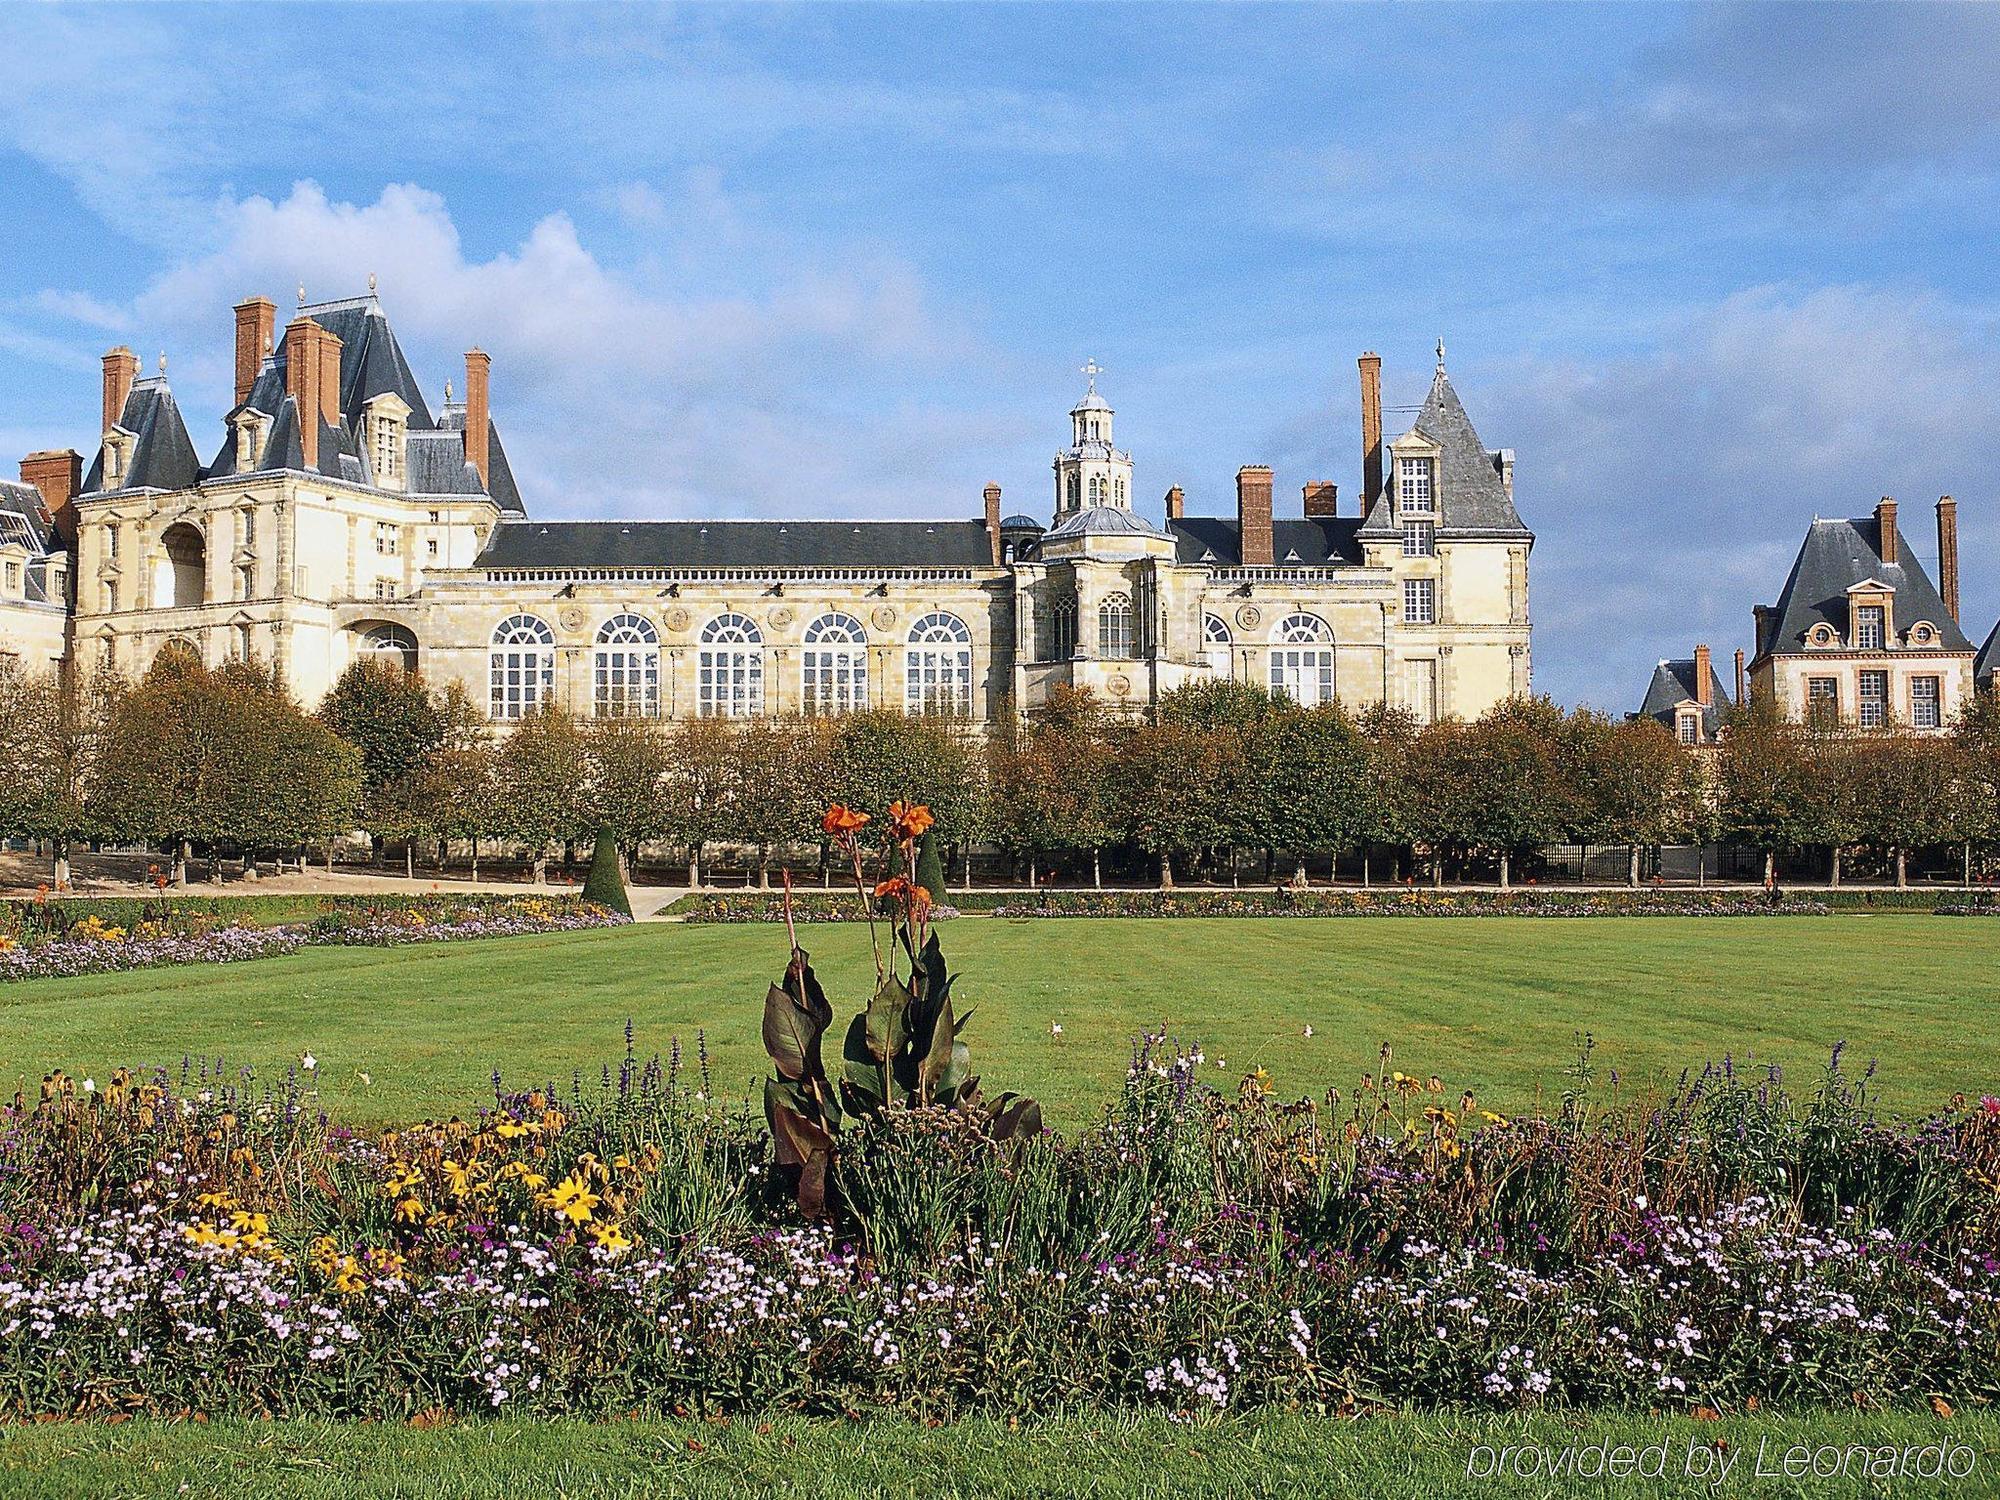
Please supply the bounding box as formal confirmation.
[444,378,453,404]
[368,272,377,295]
[1435,337,1446,374]
[1081,357,1102,393]
[157,351,167,375]
[297,283,306,306]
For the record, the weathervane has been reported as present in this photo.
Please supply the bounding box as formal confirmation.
[297,283,306,306]
[1435,338,1446,373]
[1081,357,1103,392]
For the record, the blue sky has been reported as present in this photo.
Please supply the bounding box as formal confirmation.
[3,2,1998,708]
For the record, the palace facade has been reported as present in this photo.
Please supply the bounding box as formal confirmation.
[0,291,1535,723]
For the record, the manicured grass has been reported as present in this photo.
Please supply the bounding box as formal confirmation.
[2,916,1997,1126]
[0,1412,1991,1499]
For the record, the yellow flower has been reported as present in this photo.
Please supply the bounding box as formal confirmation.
[228,1210,270,1236]
[537,1173,600,1225]
[587,1223,634,1255]
[195,1190,235,1211]
[1250,1067,1275,1096]
[494,1120,531,1140]
[395,1196,426,1224]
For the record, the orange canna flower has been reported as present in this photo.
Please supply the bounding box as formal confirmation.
[822,804,870,837]
[874,876,914,904]
[887,800,934,841]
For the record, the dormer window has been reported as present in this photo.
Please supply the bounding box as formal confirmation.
[1398,457,1434,514]
[1909,621,1937,646]
[231,411,270,474]
[1807,623,1837,648]
[1677,710,1699,745]
[1854,604,1885,650]
[363,393,411,493]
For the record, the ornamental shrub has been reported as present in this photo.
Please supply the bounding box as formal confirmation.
[581,823,633,918]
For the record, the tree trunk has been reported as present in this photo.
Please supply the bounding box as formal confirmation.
[821,842,832,890]
[52,840,69,892]
[470,837,480,881]
[688,847,701,889]
[1829,846,1841,888]
[1361,848,1370,888]
[1092,848,1102,889]
[1629,844,1640,889]
[1161,852,1174,890]
[243,857,258,882]
[325,841,335,876]
[1434,853,1444,890]
[405,843,415,880]
[1027,855,1038,887]
[962,848,973,888]
[1895,848,1908,890]
[757,846,770,890]
[1966,842,1974,890]
[174,840,189,889]
[1697,847,1706,888]
[1498,852,1510,890]
[1263,847,1274,882]
[1230,847,1240,889]
[1764,849,1775,887]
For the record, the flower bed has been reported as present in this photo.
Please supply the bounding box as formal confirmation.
[2,1036,1997,1422]
[0,897,626,984]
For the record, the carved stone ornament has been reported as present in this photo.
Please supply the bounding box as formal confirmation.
[1107,673,1132,699]
[664,606,693,633]
[1234,604,1262,631]
[871,605,899,632]
[769,605,795,630]
[558,605,585,634]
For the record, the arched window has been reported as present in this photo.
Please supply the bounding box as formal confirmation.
[906,611,973,714]
[490,613,555,720]
[801,612,867,715]
[359,622,418,673]
[1049,597,1078,661]
[594,613,659,718]
[1269,612,1335,706]
[1098,590,1136,659]
[1065,472,1080,508]
[1089,475,1102,504]
[699,612,763,718]
[1203,613,1232,678]
[161,522,205,609]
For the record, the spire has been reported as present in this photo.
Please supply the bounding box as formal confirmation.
[1436,337,1446,374]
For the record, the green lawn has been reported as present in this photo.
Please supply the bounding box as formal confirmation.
[2,1412,1993,1499]
[3,915,1997,1126]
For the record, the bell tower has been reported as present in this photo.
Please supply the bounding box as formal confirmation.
[1052,359,1134,519]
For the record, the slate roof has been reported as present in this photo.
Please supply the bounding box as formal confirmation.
[0,482,67,605]
[1043,505,1168,542]
[1754,517,1974,659]
[81,378,202,494]
[1977,619,1999,689]
[1636,658,1730,739]
[1167,516,1364,567]
[1358,364,1529,540]
[474,518,997,571]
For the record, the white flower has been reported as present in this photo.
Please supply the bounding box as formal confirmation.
[300,1053,317,1072]
[1050,1023,1063,1037]
[1302,1025,1314,1038]
[357,1072,372,1086]
[1634,1194,1648,1210]
[83,1078,97,1093]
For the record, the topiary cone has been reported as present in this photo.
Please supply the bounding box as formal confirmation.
[914,826,948,904]
[581,824,632,918]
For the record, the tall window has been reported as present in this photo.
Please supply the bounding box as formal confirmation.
[1203,613,1232,678]
[1406,658,1438,724]
[1806,677,1839,721]
[1398,457,1434,513]
[1858,669,1888,728]
[1403,577,1437,625]
[360,622,418,672]
[595,613,660,718]
[906,611,973,714]
[1677,712,1699,745]
[1402,520,1435,557]
[801,612,867,715]
[1912,675,1941,730]
[1049,597,1078,660]
[490,614,554,720]
[699,612,763,718]
[1855,605,1885,650]
[1098,591,1136,659]
[374,522,399,557]
[1269,613,1335,707]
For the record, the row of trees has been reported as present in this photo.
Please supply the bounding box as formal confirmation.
[6,657,2000,887]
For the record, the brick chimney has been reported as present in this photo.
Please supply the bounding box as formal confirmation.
[983,482,1003,564]
[1693,643,1712,707]
[1734,648,1746,706]
[1302,480,1338,518]
[1164,485,1184,522]
[233,296,275,408]
[1937,495,1959,622]
[1875,497,1898,567]
[20,450,81,546]
[463,349,491,488]
[1236,466,1274,566]
[1358,352,1383,514]
[285,317,325,470]
[101,347,139,434]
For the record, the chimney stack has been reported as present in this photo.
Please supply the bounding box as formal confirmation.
[1358,352,1383,514]
[1302,480,1338,518]
[1875,496,1898,567]
[1937,495,1959,622]
[1734,648,1746,706]
[316,326,342,430]
[1236,465,1274,566]
[284,317,326,470]
[19,450,82,546]
[463,349,491,488]
[232,296,275,408]
[1693,644,1713,707]
[101,347,139,435]
[1164,485,1184,522]
[983,482,1003,564]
